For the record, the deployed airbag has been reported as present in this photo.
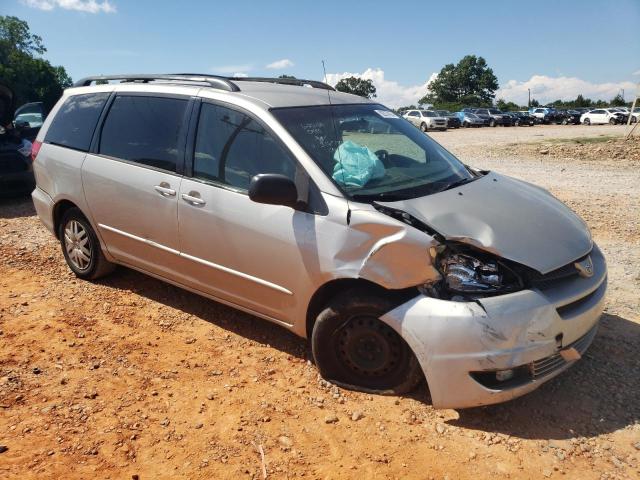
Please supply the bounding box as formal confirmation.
[332,140,385,188]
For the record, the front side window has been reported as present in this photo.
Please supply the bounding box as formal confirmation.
[272,104,474,201]
[99,95,188,172]
[408,111,419,117]
[45,93,110,151]
[193,102,296,191]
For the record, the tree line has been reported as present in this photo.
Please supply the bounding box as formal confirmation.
[0,16,72,114]
[333,55,632,112]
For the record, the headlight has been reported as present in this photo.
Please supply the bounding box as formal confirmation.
[437,250,523,296]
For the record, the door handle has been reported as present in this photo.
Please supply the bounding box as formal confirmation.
[181,192,206,206]
[154,184,176,197]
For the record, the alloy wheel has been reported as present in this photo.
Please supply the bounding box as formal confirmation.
[63,220,92,271]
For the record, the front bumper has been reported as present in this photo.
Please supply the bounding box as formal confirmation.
[381,244,607,409]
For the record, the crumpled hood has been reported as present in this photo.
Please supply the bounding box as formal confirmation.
[378,172,592,274]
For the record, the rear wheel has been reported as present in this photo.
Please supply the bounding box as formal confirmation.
[583,118,591,125]
[562,118,568,125]
[463,121,470,128]
[489,119,496,127]
[58,208,115,280]
[311,290,422,395]
[420,122,428,132]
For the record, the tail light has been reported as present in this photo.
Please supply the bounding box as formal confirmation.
[31,140,42,163]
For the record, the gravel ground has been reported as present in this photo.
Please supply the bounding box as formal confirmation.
[0,124,638,479]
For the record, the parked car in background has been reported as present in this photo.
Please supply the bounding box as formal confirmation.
[433,110,461,129]
[509,111,535,126]
[455,111,486,127]
[13,102,45,141]
[472,108,512,127]
[403,109,448,131]
[0,83,37,197]
[529,107,561,124]
[629,107,640,123]
[581,108,627,125]
[556,110,582,125]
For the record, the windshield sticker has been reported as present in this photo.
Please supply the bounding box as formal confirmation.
[375,110,399,119]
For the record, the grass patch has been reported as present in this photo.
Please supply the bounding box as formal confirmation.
[540,135,621,145]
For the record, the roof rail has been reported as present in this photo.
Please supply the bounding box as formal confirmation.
[230,76,335,91]
[73,74,240,92]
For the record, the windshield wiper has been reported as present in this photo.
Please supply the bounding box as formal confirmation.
[352,192,408,202]
[440,177,475,192]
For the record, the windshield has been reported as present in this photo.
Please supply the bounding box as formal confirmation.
[271,104,474,201]
[422,110,436,117]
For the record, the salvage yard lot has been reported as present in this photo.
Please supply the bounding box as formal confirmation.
[1,125,639,479]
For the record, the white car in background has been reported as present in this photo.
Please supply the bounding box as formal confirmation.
[580,108,626,125]
[403,110,448,132]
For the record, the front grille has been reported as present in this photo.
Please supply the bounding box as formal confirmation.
[530,325,597,379]
[529,251,592,290]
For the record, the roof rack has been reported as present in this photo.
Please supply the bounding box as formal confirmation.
[230,76,335,91]
[73,74,240,92]
[73,74,335,92]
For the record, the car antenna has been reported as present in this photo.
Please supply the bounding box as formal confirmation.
[322,60,351,223]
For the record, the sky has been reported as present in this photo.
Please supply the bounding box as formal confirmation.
[4,0,640,107]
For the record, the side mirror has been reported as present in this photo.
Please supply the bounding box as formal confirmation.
[249,173,298,208]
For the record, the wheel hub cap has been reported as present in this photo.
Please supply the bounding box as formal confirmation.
[64,220,91,271]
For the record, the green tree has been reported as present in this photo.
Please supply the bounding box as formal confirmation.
[609,93,626,107]
[419,55,498,108]
[278,74,296,79]
[573,94,591,108]
[529,98,540,107]
[496,99,521,111]
[0,15,72,114]
[335,76,377,99]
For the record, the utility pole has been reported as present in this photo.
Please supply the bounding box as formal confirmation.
[528,88,531,108]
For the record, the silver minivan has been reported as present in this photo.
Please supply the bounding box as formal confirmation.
[31,74,606,408]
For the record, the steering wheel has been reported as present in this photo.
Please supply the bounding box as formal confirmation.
[375,149,390,167]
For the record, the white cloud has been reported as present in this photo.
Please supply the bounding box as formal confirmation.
[231,72,248,78]
[211,64,252,75]
[266,59,294,70]
[21,0,116,13]
[324,68,436,108]
[633,70,640,76]
[496,75,636,105]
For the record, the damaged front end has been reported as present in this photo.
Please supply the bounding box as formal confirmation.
[367,201,606,409]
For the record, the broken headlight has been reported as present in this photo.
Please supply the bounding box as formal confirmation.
[438,251,523,296]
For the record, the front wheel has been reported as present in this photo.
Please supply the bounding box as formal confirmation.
[489,119,496,127]
[463,121,470,128]
[311,290,423,395]
[609,118,616,125]
[420,122,428,132]
[58,208,115,280]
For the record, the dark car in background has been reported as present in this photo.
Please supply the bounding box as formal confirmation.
[433,110,461,128]
[556,110,582,125]
[508,111,535,126]
[0,84,42,197]
[473,108,512,126]
[455,111,486,127]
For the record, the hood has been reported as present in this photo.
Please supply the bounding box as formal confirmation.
[0,83,15,126]
[377,172,592,274]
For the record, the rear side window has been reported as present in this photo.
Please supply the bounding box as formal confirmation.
[193,102,296,191]
[45,93,109,151]
[99,95,188,172]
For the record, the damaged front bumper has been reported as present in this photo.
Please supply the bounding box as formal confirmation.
[380,244,607,409]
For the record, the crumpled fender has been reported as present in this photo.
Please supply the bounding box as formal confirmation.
[332,209,441,289]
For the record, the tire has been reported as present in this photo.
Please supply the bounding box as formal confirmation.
[463,121,470,128]
[420,122,427,132]
[583,118,590,125]
[58,208,115,280]
[489,119,496,127]
[562,119,568,125]
[632,117,638,124]
[609,118,616,125]
[515,120,520,127]
[311,289,423,395]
